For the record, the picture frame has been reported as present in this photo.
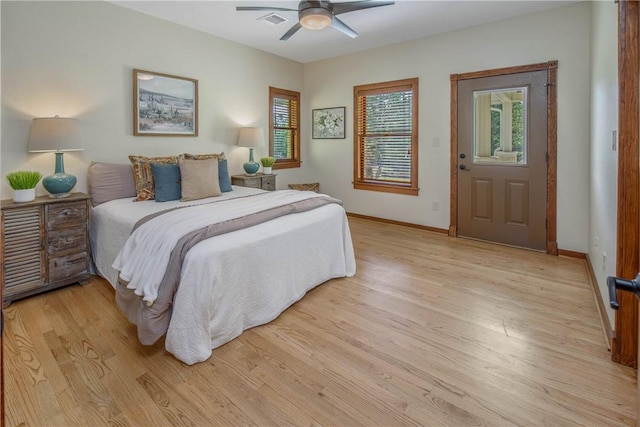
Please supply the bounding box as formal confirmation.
[133,69,198,136]
[312,107,346,139]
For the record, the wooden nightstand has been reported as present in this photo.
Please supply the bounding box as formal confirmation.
[1,192,91,305]
[231,173,276,191]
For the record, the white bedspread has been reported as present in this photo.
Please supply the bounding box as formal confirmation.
[113,190,337,306]
[91,186,356,364]
[92,186,268,288]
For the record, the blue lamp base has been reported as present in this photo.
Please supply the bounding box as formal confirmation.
[43,152,76,198]
[243,147,260,176]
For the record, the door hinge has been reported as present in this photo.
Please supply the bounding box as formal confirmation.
[546,219,548,229]
[546,152,549,162]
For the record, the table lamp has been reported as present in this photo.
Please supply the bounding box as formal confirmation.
[237,127,264,176]
[28,116,83,198]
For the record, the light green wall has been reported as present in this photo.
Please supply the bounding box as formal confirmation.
[589,0,618,331]
[303,2,592,252]
[1,1,305,198]
[2,1,599,255]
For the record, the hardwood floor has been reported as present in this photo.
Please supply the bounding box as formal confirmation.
[4,217,637,426]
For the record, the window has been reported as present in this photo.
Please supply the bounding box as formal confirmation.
[269,87,300,169]
[473,87,526,164]
[353,78,419,195]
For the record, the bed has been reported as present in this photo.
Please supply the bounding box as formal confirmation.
[89,160,356,365]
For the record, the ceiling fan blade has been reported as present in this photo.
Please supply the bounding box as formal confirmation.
[236,6,297,12]
[330,17,358,38]
[331,0,394,16]
[280,22,302,41]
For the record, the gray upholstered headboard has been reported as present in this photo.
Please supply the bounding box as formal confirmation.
[87,162,137,206]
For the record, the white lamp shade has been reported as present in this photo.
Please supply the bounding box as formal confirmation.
[237,127,265,148]
[28,116,83,152]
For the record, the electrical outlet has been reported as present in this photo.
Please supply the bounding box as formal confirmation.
[595,236,599,247]
[432,137,440,148]
[432,201,439,211]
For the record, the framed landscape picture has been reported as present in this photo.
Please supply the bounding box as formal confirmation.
[133,69,198,136]
[312,107,345,139]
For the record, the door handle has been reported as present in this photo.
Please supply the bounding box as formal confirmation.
[607,273,640,309]
[459,164,469,171]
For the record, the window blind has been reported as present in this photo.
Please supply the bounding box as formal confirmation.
[272,95,298,161]
[358,90,413,183]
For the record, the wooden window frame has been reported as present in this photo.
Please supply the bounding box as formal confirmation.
[353,78,419,196]
[269,86,301,169]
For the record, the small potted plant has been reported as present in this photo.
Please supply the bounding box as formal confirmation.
[260,157,276,175]
[5,170,42,203]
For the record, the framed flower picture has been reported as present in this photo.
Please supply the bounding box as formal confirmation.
[133,69,198,136]
[312,107,345,139]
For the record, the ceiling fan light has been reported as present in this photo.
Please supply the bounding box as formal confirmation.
[299,7,331,30]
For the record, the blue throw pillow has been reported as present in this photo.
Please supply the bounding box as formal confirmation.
[218,159,232,192]
[151,163,181,202]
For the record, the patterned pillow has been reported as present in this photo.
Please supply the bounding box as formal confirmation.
[182,152,225,161]
[129,155,178,201]
[288,183,320,193]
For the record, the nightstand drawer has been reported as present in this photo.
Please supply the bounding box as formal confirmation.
[48,227,87,254]
[49,252,88,283]
[261,175,276,191]
[242,177,261,188]
[231,173,277,191]
[47,201,87,230]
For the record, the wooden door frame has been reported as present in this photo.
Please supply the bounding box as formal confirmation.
[612,0,640,368]
[449,61,559,255]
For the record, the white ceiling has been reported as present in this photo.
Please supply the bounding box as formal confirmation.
[111,0,578,64]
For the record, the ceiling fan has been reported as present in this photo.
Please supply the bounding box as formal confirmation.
[237,0,395,41]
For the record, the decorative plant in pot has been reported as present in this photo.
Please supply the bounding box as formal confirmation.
[5,171,42,203]
[260,157,276,175]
